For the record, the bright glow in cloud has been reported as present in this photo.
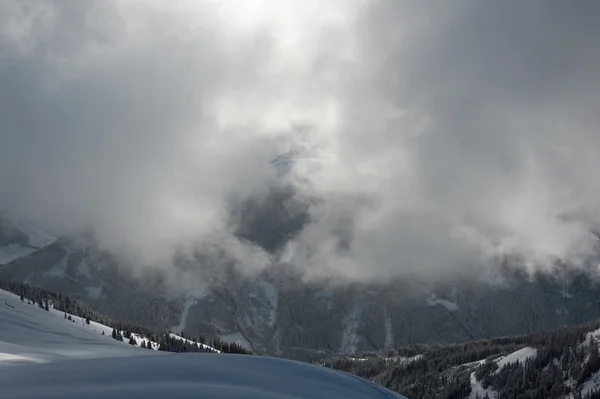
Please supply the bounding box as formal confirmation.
[1,0,599,282]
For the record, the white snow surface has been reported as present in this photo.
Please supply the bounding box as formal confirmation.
[495,347,537,371]
[347,355,422,365]
[171,297,197,334]
[168,333,219,353]
[426,294,459,311]
[400,354,423,364]
[0,244,35,264]
[581,329,600,395]
[583,327,600,347]
[469,372,497,399]
[0,289,404,399]
[0,289,157,365]
[1,354,406,399]
[581,369,600,396]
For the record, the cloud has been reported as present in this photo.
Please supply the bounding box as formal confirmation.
[1,0,599,281]
[288,0,600,279]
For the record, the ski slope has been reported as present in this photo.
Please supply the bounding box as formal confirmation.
[0,289,405,398]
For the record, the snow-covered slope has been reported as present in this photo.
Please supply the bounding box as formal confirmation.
[0,289,156,364]
[0,288,404,398]
[469,370,497,399]
[1,354,406,399]
[0,216,38,264]
[494,346,537,371]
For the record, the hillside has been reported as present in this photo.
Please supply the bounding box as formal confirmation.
[0,287,404,398]
[0,278,248,355]
[5,216,600,367]
[321,320,600,398]
[0,216,38,264]
[0,288,153,364]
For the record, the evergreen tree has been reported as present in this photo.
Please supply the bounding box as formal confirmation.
[85,316,90,325]
[20,293,24,302]
[112,328,117,340]
[129,335,137,346]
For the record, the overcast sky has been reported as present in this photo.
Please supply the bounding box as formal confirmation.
[1,0,599,281]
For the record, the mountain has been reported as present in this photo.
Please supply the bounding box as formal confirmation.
[321,318,600,398]
[0,213,67,265]
[0,287,404,399]
[0,231,185,332]
[5,229,600,362]
[3,184,600,361]
[0,216,37,264]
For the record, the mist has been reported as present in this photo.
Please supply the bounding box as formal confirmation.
[1,0,600,282]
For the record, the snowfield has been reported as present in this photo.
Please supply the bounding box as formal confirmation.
[1,354,406,399]
[495,347,537,372]
[469,371,497,399]
[0,288,405,398]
